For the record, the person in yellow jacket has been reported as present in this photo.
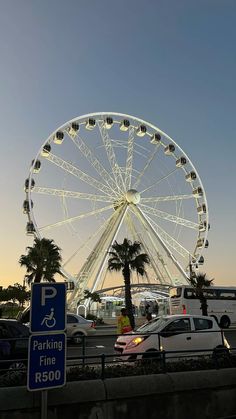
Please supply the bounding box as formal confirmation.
[117,308,132,334]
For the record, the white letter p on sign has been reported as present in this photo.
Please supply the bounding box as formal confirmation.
[41,286,57,306]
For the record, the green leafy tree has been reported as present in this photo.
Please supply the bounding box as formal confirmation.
[189,272,214,316]
[83,290,101,313]
[0,287,10,303]
[108,239,150,329]
[8,283,30,307]
[19,238,63,284]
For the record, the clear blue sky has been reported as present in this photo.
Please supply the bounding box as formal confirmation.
[0,0,235,286]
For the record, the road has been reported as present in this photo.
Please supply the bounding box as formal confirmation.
[67,327,117,365]
[66,326,236,366]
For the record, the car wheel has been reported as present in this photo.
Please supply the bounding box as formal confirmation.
[72,332,85,345]
[142,349,160,360]
[220,316,230,329]
[212,345,230,360]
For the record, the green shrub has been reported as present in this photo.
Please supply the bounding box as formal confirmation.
[1,354,235,388]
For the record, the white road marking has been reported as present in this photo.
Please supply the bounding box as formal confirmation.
[96,345,105,348]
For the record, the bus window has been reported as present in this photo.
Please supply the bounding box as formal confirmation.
[170,287,182,298]
[184,288,197,299]
[203,289,218,299]
[218,290,236,300]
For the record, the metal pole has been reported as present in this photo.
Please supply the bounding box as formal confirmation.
[101,354,105,380]
[82,335,86,368]
[41,390,48,419]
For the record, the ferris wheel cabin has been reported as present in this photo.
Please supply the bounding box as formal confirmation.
[54,131,64,144]
[164,144,175,155]
[23,200,33,214]
[26,222,35,236]
[31,160,41,173]
[104,117,113,129]
[136,125,147,137]
[176,157,187,167]
[185,171,197,182]
[68,122,80,136]
[150,133,162,144]
[24,178,35,192]
[120,119,130,131]
[41,143,51,157]
[86,118,96,130]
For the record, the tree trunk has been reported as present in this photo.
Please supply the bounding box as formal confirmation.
[123,265,135,329]
[34,271,42,283]
[199,293,208,316]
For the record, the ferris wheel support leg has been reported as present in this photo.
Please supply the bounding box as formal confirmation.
[90,205,128,294]
[125,212,164,284]
[133,205,189,284]
[67,205,128,309]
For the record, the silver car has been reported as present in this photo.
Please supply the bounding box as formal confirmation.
[18,308,96,344]
[66,313,96,344]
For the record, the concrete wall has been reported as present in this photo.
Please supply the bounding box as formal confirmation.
[1,368,236,419]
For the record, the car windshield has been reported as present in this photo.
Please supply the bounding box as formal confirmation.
[136,317,169,333]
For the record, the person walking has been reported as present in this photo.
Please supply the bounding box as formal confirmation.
[117,308,132,334]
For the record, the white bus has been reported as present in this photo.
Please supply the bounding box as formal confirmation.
[169,285,236,328]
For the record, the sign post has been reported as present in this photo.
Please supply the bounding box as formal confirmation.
[27,283,66,419]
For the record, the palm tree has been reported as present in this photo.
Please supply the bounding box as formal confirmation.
[108,238,150,329]
[189,272,214,316]
[84,290,101,313]
[19,238,63,284]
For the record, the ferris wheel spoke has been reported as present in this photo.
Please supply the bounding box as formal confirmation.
[63,210,116,269]
[46,153,115,197]
[33,186,115,202]
[133,144,161,189]
[125,212,161,284]
[39,204,114,232]
[97,121,126,192]
[67,132,121,196]
[141,194,194,203]
[131,206,176,284]
[144,213,191,260]
[124,126,135,190]
[139,203,199,230]
[133,205,188,282]
[140,168,179,194]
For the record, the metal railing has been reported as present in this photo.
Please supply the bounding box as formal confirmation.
[0,329,233,379]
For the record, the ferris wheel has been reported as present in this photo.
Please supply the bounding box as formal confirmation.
[24,112,209,309]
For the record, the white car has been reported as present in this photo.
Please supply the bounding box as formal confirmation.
[114,314,230,361]
[18,308,96,344]
[66,313,96,344]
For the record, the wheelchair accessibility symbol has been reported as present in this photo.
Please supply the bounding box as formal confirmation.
[40,308,56,328]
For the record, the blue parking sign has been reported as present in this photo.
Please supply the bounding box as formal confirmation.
[28,333,66,391]
[30,283,66,333]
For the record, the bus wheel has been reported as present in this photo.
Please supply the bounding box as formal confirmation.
[220,316,230,329]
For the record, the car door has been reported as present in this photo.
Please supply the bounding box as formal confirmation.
[190,317,222,353]
[160,318,192,357]
[66,314,80,336]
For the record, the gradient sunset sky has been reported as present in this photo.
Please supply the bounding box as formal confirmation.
[0,0,235,288]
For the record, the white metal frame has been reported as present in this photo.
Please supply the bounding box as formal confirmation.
[25,112,209,307]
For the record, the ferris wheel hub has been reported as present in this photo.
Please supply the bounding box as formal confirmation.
[126,189,140,204]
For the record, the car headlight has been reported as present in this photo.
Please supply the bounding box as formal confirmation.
[224,337,231,349]
[126,336,146,349]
